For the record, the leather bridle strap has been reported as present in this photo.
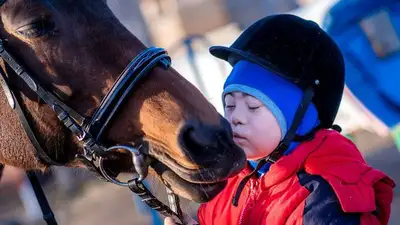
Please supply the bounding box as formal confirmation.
[26,171,58,225]
[128,179,183,225]
[0,65,62,166]
[77,47,172,161]
[0,38,87,164]
[0,39,183,224]
[0,164,3,180]
[0,163,56,225]
[0,40,86,127]
[86,47,171,141]
[0,43,58,225]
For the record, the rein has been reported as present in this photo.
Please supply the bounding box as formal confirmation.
[0,39,184,224]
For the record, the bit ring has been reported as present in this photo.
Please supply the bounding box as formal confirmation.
[98,144,144,187]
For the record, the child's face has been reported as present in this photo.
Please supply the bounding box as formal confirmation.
[224,92,282,160]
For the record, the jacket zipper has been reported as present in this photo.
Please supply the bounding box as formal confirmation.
[238,179,259,225]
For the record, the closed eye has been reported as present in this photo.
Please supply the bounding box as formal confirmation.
[16,15,58,38]
[248,106,260,110]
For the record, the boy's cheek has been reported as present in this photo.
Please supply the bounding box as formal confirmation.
[233,139,245,151]
[232,139,246,150]
[233,141,257,159]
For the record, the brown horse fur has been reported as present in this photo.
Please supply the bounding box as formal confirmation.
[0,0,246,201]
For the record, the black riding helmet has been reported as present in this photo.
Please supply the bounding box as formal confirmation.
[210,14,345,206]
[211,14,345,129]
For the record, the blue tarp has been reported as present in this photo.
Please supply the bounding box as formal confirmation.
[323,0,400,128]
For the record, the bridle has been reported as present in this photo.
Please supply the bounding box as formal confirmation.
[0,40,185,225]
[0,39,186,225]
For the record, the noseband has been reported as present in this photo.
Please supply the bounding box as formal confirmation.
[0,40,184,225]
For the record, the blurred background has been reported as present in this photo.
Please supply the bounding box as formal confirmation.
[2,0,400,224]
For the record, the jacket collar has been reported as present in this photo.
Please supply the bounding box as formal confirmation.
[237,129,337,187]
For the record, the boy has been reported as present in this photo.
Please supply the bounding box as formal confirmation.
[165,14,395,225]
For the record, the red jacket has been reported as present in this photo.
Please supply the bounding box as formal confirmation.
[198,129,395,225]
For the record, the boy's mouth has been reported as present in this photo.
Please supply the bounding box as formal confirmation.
[233,132,246,139]
[233,132,248,145]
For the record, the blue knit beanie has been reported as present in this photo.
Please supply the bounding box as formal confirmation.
[222,60,320,174]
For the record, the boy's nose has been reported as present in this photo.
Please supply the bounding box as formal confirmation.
[231,108,246,126]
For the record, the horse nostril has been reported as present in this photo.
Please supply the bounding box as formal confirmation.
[181,124,215,150]
[179,119,222,153]
[180,116,234,149]
[178,116,237,161]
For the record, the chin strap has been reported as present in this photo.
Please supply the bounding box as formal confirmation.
[232,83,317,207]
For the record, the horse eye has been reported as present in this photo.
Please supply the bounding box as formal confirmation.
[16,16,57,38]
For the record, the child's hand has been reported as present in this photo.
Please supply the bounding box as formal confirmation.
[164,213,199,225]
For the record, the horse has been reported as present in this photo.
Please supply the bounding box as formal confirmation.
[0,0,246,215]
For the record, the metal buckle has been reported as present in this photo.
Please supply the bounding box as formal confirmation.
[77,128,87,141]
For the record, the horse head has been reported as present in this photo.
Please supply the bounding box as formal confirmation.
[0,0,246,202]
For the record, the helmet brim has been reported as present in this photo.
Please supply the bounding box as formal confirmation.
[209,45,299,83]
[210,45,258,66]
